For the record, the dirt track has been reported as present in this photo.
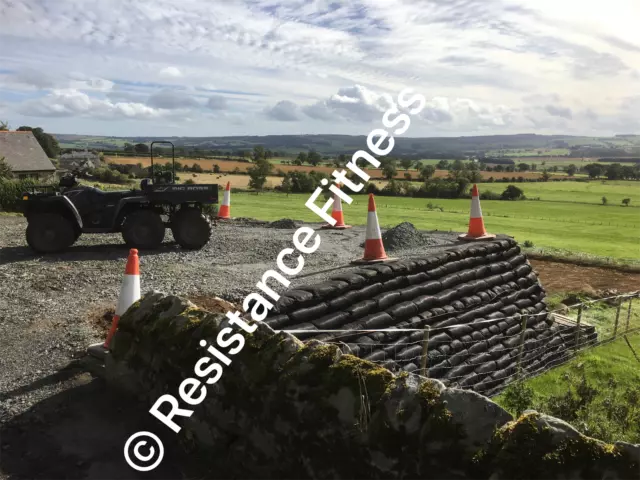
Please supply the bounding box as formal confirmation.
[530,259,640,295]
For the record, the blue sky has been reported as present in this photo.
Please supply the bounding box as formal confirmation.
[0,0,638,137]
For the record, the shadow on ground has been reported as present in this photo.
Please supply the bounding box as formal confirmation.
[0,364,222,480]
[0,243,179,266]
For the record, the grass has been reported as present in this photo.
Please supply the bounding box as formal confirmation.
[493,329,640,443]
[229,191,640,261]
[476,180,638,206]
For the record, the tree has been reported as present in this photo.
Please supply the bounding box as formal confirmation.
[134,143,149,154]
[124,143,135,153]
[381,160,397,180]
[541,169,551,182]
[404,172,412,180]
[501,185,525,200]
[0,157,13,179]
[517,163,529,172]
[584,163,603,179]
[450,159,464,173]
[414,160,423,170]
[16,126,60,158]
[248,157,272,193]
[252,146,265,162]
[566,164,577,176]
[606,163,623,180]
[0,120,9,131]
[294,152,307,166]
[191,163,203,173]
[436,159,450,170]
[213,164,221,174]
[307,149,322,167]
[400,158,413,171]
[419,164,436,181]
[622,198,631,206]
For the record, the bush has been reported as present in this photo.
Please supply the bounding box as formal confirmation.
[523,240,534,248]
[501,381,535,417]
[213,164,221,174]
[184,179,195,185]
[0,178,44,211]
[480,191,501,200]
[501,185,525,200]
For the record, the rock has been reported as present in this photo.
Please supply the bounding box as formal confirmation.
[440,388,513,451]
[267,219,301,229]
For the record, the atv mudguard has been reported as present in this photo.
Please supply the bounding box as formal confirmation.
[27,195,83,229]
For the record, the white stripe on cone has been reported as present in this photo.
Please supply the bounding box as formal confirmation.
[222,189,230,206]
[115,274,140,316]
[333,193,342,212]
[471,195,482,218]
[365,211,382,240]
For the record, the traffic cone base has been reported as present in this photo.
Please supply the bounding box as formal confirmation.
[321,223,352,230]
[458,232,496,241]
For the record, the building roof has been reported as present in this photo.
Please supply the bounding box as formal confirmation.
[0,131,56,173]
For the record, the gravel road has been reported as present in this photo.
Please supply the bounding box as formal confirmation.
[0,214,460,479]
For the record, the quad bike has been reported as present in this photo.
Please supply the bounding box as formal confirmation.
[20,141,218,253]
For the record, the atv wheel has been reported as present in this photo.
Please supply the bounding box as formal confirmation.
[122,210,165,249]
[171,208,212,250]
[26,213,76,253]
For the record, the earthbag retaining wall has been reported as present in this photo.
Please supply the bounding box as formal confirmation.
[105,292,639,479]
[264,237,595,396]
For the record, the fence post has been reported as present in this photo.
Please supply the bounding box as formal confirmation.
[574,305,583,351]
[516,315,528,381]
[420,326,430,377]
[625,296,634,333]
[613,299,622,339]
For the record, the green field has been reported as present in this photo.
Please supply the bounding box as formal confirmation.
[494,328,640,443]
[230,187,640,262]
[476,180,639,205]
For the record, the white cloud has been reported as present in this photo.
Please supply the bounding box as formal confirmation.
[0,0,638,135]
[159,66,183,78]
[18,89,163,120]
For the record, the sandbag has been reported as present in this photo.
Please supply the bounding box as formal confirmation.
[361,312,396,330]
[448,325,473,338]
[471,331,485,341]
[303,281,349,299]
[387,301,419,321]
[451,300,466,310]
[449,339,464,352]
[441,273,461,290]
[264,314,291,329]
[446,362,475,380]
[312,311,350,329]
[396,344,424,362]
[413,295,437,311]
[407,272,430,285]
[358,282,385,299]
[290,302,329,323]
[448,349,469,367]
[475,360,497,375]
[400,284,427,302]
[328,289,363,310]
[363,349,388,362]
[375,291,402,310]
[330,272,367,286]
[382,276,409,292]
[346,299,377,319]
[468,340,489,355]
[428,332,452,348]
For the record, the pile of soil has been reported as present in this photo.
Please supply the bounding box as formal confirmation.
[268,218,301,229]
[381,222,436,251]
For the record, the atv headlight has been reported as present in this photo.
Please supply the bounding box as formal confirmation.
[22,195,28,200]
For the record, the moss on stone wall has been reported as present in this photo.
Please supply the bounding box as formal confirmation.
[106,292,639,479]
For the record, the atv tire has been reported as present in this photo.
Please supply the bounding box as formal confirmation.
[26,213,76,253]
[122,210,165,249]
[171,208,212,250]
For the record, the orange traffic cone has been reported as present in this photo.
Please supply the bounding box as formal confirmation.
[104,249,141,348]
[217,182,231,219]
[321,184,352,229]
[458,184,496,241]
[352,194,394,264]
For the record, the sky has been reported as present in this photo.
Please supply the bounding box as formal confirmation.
[0,0,639,138]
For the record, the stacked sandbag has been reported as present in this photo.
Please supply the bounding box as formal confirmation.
[264,236,592,395]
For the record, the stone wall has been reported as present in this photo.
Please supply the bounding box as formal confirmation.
[265,237,595,396]
[105,292,638,479]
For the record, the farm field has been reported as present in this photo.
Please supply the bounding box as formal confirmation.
[228,191,640,262]
[476,180,639,205]
[107,156,552,180]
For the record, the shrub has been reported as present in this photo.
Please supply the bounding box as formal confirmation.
[480,191,501,200]
[0,178,44,211]
[501,185,525,200]
[213,164,221,174]
[523,240,534,248]
[184,179,195,185]
[501,381,535,417]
